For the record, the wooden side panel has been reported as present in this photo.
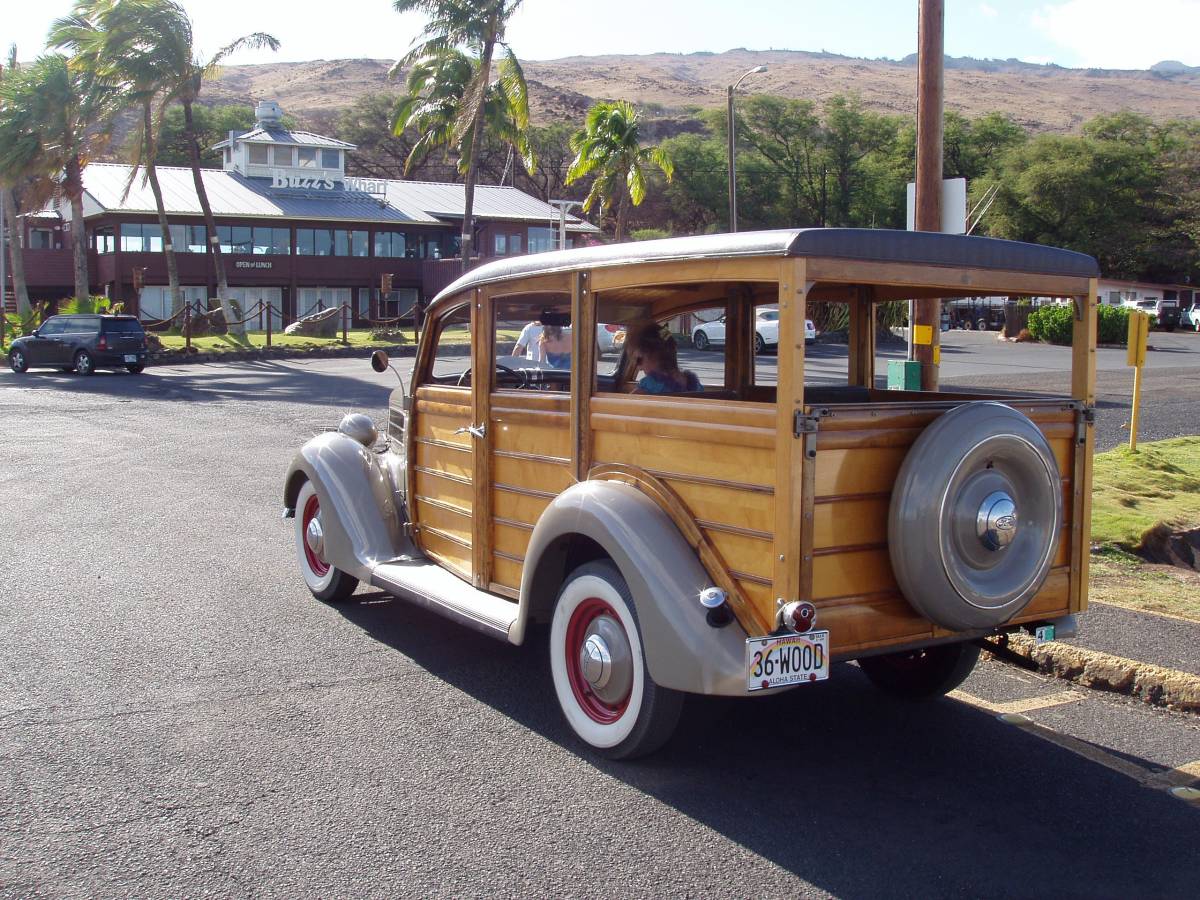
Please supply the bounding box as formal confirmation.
[809,398,1081,655]
[590,393,778,619]
[488,391,572,591]
[411,385,474,579]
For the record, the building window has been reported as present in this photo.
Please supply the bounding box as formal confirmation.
[29,228,54,250]
[223,148,231,166]
[297,147,318,168]
[374,231,406,258]
[528,227,555,253]
[494,234,507,256]
[93,227,115,254]
[247,143,269,165]
[168,224,209,253]
[509,234,522,254]
[322,149,340,169]
[252,227,291,255]
[296,228,334,256]
[335,230,368,257]
[216,225,253,254]
[120,223,164,253]
[270,145,294,167]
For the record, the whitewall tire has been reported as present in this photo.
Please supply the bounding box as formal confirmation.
[294,480,358,603]
[549,560,682,759]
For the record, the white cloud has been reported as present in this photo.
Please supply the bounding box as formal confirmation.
[1032,0,1200,68]
[979,2,999,18]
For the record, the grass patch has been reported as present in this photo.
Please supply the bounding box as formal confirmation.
[1091,437,1200,550]
[1089,549,1200,621]
[155,328,416,353]
[1089,437,1200,621]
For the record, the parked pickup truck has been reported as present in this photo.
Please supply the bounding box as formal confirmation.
[283,229,1100,758]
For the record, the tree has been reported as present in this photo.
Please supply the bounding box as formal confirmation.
[391,0,529,270]
[337,93,423,179]
[566,100,674,242]
[0,46,37,316]
[0,53,115,303]
[50,0,186,312]
[391,49,534,191]
[153,104,255,168]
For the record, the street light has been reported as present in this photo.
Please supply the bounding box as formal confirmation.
[550,199,583,252]
[727,64,767,233]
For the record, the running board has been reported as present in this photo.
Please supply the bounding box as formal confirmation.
[371,559,519,642]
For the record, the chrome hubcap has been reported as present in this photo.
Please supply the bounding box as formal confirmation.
[577,614,633,706]
[580,635,612,689]
[977,490,1018,551]
[305,516,325,560]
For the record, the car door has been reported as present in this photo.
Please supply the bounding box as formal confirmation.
[408,301,478,583]
[25,319,64,366]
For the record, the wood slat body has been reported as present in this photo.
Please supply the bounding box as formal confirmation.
[808,399,1079,654]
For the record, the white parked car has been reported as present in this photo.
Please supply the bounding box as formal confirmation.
[597,323,626,355]
[692,307,813,353]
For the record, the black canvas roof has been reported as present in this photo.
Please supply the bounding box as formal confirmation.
[431,228,1100,309]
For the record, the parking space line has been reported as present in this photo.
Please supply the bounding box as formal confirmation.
[952,690,1200,804]
[994,712,1157,784]
[949,688,1084,715]
[1156,760,1200,788]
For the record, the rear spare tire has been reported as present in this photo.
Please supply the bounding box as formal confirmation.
[888,402,1062,632]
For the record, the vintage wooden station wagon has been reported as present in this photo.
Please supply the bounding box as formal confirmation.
[284,229,1099,758]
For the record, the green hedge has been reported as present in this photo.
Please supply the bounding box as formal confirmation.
[1028,303,1130,345]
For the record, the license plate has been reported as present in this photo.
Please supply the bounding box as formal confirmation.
[124,354,138,363]
[746,630,830,691]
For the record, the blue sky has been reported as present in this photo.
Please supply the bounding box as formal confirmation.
[4,0,1198,69]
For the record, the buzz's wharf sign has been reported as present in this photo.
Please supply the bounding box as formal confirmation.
[270,169,387,195]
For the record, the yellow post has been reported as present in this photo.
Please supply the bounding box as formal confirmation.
[1126,310,1149,452]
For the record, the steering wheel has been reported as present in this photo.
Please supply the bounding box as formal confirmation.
[457,363,524,388]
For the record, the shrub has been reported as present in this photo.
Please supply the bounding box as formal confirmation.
[1097,303,1130,344]
[1027,303,1074,345]
[630,228,671,242]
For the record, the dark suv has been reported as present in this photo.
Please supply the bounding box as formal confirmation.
[7,314,149,375]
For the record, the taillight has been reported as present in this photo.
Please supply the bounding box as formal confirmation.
[98,335,108,350]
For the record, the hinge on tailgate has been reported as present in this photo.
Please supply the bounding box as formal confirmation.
[793,411,820,459]
[1075,405,1096,445]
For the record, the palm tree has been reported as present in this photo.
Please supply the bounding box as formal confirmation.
[566,100,674,242]
[118,0,278,333]
[0,53,115,303]
[51,0,185,316]
[391,0,528,270]
[0,46,36,317]
[391,50,534,181]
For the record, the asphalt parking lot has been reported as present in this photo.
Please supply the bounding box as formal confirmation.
[1,331,1197,897]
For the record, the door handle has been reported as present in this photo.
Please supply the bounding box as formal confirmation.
[454,423,487,439]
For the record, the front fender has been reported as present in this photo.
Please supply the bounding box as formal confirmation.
[517,480,750,697]
[283,432,409,582]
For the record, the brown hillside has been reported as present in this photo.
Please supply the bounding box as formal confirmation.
[203,49,1200,134]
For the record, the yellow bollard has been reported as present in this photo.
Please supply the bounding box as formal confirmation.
[1126,310,1149,452]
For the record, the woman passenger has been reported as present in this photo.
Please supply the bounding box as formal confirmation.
[631,326,702,394]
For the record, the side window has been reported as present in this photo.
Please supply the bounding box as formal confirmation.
[424,305,472,386]
[40,319,65,336]
[595,292,729,395]
[494,294,572,391]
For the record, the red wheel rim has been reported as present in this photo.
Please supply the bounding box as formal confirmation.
[564,597,631,724]
[301,494,329,577]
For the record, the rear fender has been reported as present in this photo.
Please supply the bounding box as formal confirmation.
[283,431,410,581]
[516,480,750,696]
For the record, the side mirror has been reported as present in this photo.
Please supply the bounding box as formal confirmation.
[370,349,390,373]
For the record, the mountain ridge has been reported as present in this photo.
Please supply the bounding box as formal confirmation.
[202,48,1200,134]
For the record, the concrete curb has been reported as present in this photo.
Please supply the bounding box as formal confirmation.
[999,633,1200,714]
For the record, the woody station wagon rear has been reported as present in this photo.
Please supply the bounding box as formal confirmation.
[284,228,1099,758]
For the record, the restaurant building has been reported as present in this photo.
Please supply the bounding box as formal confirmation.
[7,101,598,326]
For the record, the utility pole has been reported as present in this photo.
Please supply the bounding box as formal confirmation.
[914,0,945,390]
[727,65,767,233]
